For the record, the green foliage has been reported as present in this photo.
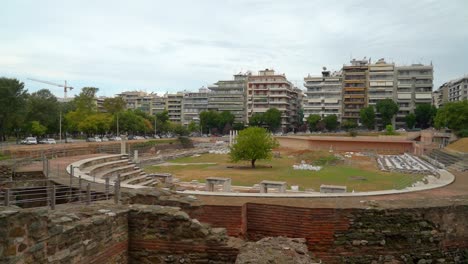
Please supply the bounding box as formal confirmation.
[78,113,112,135]
[263,108,282,132]
[187,121,200,133]
[103,97,126,114]
[360,106,375,130]
[229,127,279,168]
[456,129,468,138]
[349,130,358,137]
[171,123,189,136]
[155,110,170,133]
[384,124,398,135]
[249,113,264,127]
[200,110,235,134]
[415,103,437,128]
[342,120,357,130]
[376,99,399,126]
[75,87,99,114]
[313,155,340,166]
[0,78,28,141]
[306,114,321,131]
[323,115,338,131]
[434,100,468,131]
[232,122,245,131]
[26,89,60,132]
[115,110,150,134]
[30,121,47,136]
[405,113,416,129]
[178,136,194,148]
[296,108,305,126]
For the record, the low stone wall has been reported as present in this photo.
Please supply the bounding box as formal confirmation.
[0,204,129,264]
[0,202,240,264]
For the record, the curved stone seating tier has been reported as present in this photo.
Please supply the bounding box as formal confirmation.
[66,154,159,189]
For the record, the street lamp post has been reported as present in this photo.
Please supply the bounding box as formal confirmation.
[154,115,157,137]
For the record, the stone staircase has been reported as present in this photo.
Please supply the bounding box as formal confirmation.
[77,155,159,188]
[426,149,467,172]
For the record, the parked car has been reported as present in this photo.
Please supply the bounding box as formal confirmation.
[101,136,109,142]
[65,138,75,143]
[134,136,145,140]
[86,137,102,142]
[39,138,56,144]
[21,137,37,145]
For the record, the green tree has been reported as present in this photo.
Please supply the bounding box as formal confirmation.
[434,100,468,131]
[30,121,47,137]
[229,127,279,168]
[78,113,112,136]
[249,113,264,127]
[306,114,321,131]
[415,103,437,129]
[0,78,28,141]
[323,115,338,131]
[360,106,376,130]
[103,97,126,114]
[117,110,148,135]
[26,89,60,133]
[406,113,416,129]
[342,120,357,131]
[232,122,245,131]
[200,110,219,134]
[376,99,399,126]
[187,121,200,133]
[263,108,282,132]
[171,123,189,136]
[65,87,99,133]
[217,111,235,133]
[296,108,305,126]
[155,110,170,134]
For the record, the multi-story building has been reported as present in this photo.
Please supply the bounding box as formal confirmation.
[303,68,342,121]
[182,87,209,126]
[446,76,468,103]
[368,59,395,106]
[151,95,166,115]
[166,92,183,123]
[207,73,249,124]
[247,69,301,132]
[342,59,369,123]
[395,64,433,127]
[116,91,148,112]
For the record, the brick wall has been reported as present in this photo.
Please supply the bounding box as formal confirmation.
[187,203,468,263]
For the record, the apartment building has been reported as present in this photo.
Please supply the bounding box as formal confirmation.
[182,88,209,126]
[303,68,342,121]
[434,76,468,108]
[395,64,433,127]
[368,59,396,106]
[166,92,184,123]
[342,59,369,123]
[247,69,301,132]
[208,73,249,124]
[151,95,166,115]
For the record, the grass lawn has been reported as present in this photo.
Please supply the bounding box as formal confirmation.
[145,153,423,191]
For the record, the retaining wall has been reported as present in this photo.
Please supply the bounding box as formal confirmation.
[277,136,414,154]
[187,203,468,263]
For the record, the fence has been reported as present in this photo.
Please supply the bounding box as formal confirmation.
[0,178,121,209]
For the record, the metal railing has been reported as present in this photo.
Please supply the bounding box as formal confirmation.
[0,178,121,210]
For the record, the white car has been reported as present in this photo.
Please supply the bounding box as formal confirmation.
[21,137,37,145]
[40,138,56,144]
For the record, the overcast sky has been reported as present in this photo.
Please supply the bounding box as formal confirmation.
[1,0,467,98]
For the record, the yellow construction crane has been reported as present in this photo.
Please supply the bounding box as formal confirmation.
[27,78,74,99]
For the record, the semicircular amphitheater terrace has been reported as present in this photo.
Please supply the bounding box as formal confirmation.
[1,133,468,263]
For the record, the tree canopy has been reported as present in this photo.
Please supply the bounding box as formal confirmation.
[376,99,399,126]
[360,106,375,130]
[323,115,338,131]
[415,103,437,129]
[434,100,468,132]
[229,127,279,168]
[405,113,416,129]
[199,110,235,134]
[0,78,28,141]
[306,114,321,131]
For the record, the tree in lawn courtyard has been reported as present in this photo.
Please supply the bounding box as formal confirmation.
[229,127,279,168]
